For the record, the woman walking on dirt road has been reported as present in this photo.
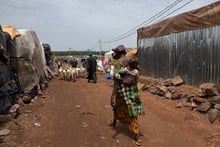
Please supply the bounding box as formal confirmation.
[110,45,144,146]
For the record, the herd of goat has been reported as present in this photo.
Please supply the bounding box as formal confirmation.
[57,64,87,82]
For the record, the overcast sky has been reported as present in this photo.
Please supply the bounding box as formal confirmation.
[0,0,217,51]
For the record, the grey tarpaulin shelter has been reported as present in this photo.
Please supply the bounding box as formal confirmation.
[137,1,220,90]
[9,29,48,93]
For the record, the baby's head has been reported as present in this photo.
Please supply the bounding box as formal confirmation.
[128,58,139,70]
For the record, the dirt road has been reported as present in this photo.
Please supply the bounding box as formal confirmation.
[2,74,220,147]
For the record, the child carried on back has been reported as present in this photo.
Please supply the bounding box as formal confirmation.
[120,57,142,107]
[119,58,139,86]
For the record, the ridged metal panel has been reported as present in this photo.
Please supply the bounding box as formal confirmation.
[138,26,220,89]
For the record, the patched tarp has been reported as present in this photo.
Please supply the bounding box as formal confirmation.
[9,30,48,92]
[0,63,17,113]
[137,1,220,39]
[10,58,38,92]
[9,30,37,60]
[0,31,6,52]
[42,43,54,72]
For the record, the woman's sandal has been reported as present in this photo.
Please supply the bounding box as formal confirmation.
[135,134,142,146]
[135,139,142,146]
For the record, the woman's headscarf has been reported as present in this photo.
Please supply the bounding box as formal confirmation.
[88,52,93,57]
[112,45,126,59]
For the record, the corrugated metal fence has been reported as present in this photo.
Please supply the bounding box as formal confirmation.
[138,26,220,90]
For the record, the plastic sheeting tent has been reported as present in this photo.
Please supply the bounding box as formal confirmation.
[9,29,48,92]
[103,51,113,72]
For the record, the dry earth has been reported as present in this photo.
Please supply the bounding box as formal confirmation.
[1,73,220,147]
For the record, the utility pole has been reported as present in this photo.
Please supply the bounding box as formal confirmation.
[69,48,71,56]
[99,40,102,59]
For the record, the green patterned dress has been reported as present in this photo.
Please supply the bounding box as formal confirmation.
[113,59,144,134]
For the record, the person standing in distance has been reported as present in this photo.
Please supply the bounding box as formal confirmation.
[86,52,97,83]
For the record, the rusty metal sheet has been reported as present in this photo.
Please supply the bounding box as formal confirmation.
[138,26,220,90]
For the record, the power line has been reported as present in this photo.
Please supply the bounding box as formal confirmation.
[92,0,195,51]
[113,0,194,42]
[90,40,99,51]
[153,0,194,24]
[101,0,183,43]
